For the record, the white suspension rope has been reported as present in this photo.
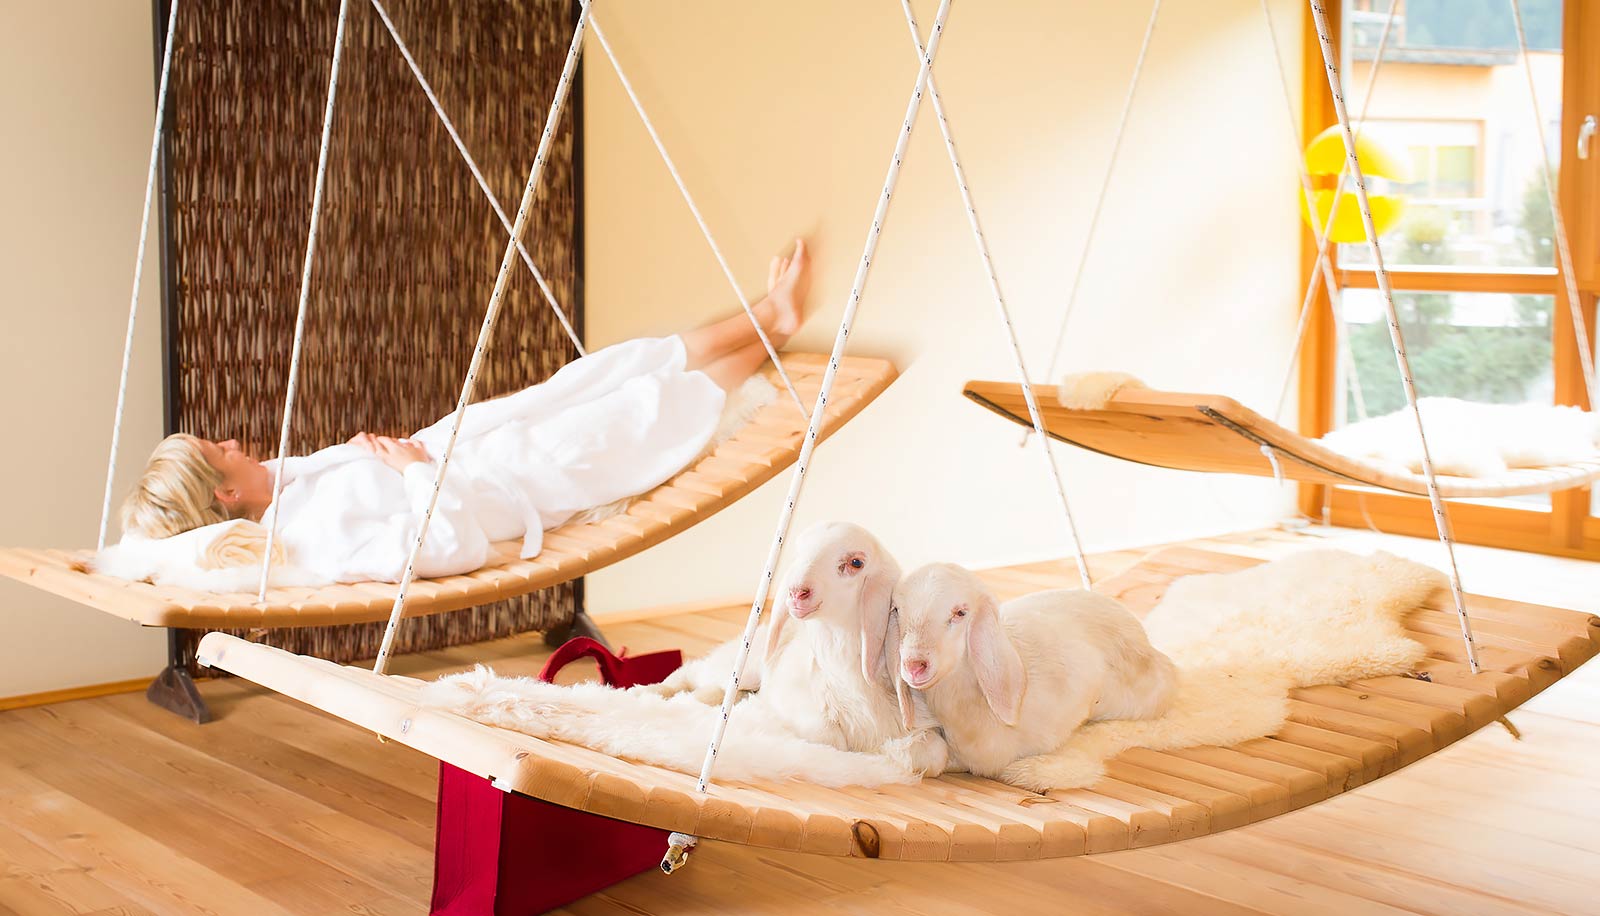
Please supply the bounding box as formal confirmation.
[372,2,593,675]
[1260,444,1285,485]
[258,0,354,599]
[369,0,585,357]
[1307,0,1480,673]
[588,16,807,420]
[1509,0,1597,409]
[691,0,953,802]
[1038,0,1162,402]
[1272,0,1398,424]
[99,0,182,550]
[899,0,1091,588]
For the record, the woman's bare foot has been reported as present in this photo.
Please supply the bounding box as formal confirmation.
[764,238,811,341]
[678,238,813,370]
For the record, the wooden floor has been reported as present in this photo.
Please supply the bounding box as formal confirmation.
[2,529,1598,914]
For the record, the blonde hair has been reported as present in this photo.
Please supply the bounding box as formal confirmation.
[200,518,285,570]
[119,433,236,540]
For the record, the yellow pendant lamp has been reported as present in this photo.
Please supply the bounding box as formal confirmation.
[1300,124,1411,243]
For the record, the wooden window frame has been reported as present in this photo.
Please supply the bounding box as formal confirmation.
[1296,1,1600,560]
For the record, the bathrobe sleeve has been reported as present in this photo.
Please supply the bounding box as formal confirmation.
[338,464,493,583]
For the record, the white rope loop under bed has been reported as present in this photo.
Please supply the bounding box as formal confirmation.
[693,0,956,797]
[898,0,1091,589]
[368,0,585,357]
[258,0,355,599]
[588,16,808,421]
[1509,0,1597,410]
[1037,0,1162,410]
[1306,0,1481,673]
[99,0,182,551]
[371,1,594,676]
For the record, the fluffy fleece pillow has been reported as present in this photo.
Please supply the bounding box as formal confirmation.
[91,519,329,591]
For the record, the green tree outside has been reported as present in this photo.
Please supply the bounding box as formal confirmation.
[1344,174,1554,416]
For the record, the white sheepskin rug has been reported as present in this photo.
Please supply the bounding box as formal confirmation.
[425,548,1443,791]
[1056,371,1147,410]
[1318,398,1600,478]
[419,670,917,788]
[1000,548,1444,791]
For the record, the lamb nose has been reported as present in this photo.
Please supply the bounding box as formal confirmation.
[789,586,812,602]
[904,658,928,677]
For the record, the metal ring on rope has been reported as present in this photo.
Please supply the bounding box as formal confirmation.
[1306,0,1481,674]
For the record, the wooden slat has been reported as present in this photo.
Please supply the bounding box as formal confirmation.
[963,380,1600,498]
[0,353,896,629]
[198,546,1597,862]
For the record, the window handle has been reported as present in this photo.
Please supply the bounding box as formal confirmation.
[1581,116,1597,162]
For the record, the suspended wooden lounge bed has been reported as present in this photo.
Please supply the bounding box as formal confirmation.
[198,544,1600,862]
[0,353,895,629]
[963,381,1600,499]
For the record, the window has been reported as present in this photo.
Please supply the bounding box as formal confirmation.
[1301,0,1600,558]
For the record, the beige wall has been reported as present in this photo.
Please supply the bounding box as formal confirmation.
[0,0,1312,696]
[582,0,1307,615]
[0,3,167,696]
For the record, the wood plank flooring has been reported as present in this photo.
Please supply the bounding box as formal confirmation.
[1,528,1597,914]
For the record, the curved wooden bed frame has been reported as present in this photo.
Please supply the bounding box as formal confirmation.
[962,380,1600,498]
[198,546,1599,862]
[0,354,895,629]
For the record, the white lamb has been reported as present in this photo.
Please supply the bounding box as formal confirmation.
[421,521,943,785]
[889,563,1177,782]
[754,522,945,774]
[647,521,945,772]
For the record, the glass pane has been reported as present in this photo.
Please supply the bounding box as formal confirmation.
[1337,0,1563,270]
[1336,288,1556,508]
[1339,289,1555,414]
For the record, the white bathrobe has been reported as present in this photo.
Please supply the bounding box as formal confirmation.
[258,335,725,584]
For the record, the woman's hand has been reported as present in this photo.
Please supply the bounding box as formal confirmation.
[349,432,431,474]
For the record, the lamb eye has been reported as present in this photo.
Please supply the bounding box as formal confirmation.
[849,557,864,570]
[952,607,967,619]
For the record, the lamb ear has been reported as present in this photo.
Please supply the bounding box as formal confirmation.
[763,594,791,671]
[859,558,899,683]
[967,592,1025,726]
[887,608,917,730]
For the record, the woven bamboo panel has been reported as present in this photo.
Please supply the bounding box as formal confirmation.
[160,0,582,662]
[964,381,1600,498]
[0,356,897,629]
[196,545,1600,861]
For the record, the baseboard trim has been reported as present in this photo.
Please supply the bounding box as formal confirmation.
[0,677,151,713]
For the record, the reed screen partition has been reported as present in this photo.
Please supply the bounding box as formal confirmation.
[153,0,584,669]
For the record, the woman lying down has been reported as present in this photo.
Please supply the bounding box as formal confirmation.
[96,240,812,589]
